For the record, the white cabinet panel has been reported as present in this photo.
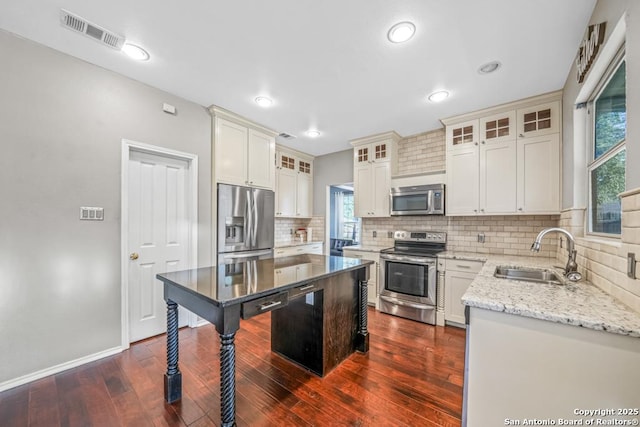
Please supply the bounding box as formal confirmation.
[517,134,560,213]
[215,118,248,186]
[247,129,275,189]
[275,148,313,218]
[480,140,517,214]
[447,146,479,215]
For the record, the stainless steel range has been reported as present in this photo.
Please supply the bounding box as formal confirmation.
[379,230,446,325]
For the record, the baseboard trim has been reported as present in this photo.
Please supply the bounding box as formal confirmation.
[0,346,123,393]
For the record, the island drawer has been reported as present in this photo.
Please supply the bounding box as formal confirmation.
[241,292,288,319]
[288,282,319,299]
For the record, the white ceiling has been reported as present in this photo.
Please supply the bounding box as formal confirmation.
[0,0,597,156]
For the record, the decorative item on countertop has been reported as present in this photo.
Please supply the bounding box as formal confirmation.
[295,228,307,242]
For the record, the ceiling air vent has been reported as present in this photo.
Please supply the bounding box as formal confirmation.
[278,133,297,140]
[60,9,125,50]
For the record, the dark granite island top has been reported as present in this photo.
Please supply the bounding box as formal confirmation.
[156,254,373,427]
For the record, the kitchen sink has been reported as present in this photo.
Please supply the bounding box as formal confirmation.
[494,266,563,285]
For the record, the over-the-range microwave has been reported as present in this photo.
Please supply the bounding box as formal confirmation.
[390,184,445,216]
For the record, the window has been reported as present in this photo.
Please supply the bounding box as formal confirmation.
[588,56,626,235]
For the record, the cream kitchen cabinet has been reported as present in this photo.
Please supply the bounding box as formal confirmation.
[275,148,313,218]
[443,93,561,216]
[350,132,401,218]
[342,248,379,306]
[210,106,277,190]
[443,258,483,326]
[274,242,323,258]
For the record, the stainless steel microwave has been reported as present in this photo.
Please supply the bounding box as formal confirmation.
[390,184,445,216]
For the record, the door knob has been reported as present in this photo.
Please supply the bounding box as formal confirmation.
[130,252,139,260]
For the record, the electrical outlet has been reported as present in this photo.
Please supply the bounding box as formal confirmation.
[372,231,377,238]
[290,228,293,235]
[387,231,393,238]
[477,233,485,243]
[628,253,637,279]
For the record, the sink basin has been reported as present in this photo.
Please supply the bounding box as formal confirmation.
[494,266,563,285]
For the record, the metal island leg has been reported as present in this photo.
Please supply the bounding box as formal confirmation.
[164,300,182,403]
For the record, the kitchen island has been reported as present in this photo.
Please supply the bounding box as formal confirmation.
[156,254,372,427]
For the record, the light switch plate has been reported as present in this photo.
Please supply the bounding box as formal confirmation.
[80,207,104,221]
[628,253,637,279]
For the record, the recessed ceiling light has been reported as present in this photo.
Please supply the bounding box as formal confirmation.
[254,96,273,107]
[428,90,449,102]
[478,61,502,74]
[121,43,150,61]
[306,130,321,138]
[387,22,416,43]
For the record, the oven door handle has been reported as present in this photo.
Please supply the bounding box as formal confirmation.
[380,254,436,265]
[380,295,435,310]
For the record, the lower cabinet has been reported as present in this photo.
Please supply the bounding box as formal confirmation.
[274,242,323,258]
[342,248,379,306]
[443,258,483,326]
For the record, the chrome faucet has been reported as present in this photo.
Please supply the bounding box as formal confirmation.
[531,227,581,281]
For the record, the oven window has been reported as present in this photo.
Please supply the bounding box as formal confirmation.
[385,261,428,297]
[392,195,428,212]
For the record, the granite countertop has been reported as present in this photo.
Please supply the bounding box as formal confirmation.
[157,254,373,307]
[275,240,324,248]
[459,254,640,338]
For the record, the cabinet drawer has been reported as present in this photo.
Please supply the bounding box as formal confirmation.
[241,292,288,319]
[288,282,319,299]
[445,258,483,273]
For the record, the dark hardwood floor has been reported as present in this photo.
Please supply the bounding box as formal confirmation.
[0,308,466,426]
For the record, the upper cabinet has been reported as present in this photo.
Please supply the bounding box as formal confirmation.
[351,132,401,218]
[443,93,561,216]
[516,101,560,138]
[210,106,277,190]
[275,147,313,218]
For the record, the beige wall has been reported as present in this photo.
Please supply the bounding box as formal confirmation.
[558,1,640,312]
[0,30,212,386]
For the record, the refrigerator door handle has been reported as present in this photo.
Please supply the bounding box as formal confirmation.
[245,188,252,248]
[252,191,259,247]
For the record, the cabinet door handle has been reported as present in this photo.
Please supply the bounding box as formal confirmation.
[298,285,315,291]
[259,301,282,311]
[474,142,478,146]
[456,264,472,269]
[481,141,485,144]
[519,133,525,137]
[518,207,523,211]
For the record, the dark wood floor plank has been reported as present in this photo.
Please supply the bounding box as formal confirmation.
[27,377,61,427]
[0,308,465,427]
[0,383,29,426]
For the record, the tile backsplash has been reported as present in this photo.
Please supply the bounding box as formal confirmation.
[360,215,560,258]
[396,128,445,175]
[275,216,325,246]
[559,188,640,313]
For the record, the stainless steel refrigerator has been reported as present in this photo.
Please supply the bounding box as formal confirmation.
[217,183,275,264]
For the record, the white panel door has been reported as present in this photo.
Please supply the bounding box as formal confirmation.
[128,151,190,342]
